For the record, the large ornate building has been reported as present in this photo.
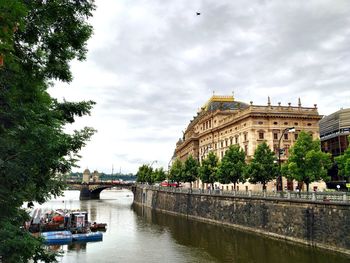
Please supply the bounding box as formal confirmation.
[320,108,350,157]
[174,95,322,191]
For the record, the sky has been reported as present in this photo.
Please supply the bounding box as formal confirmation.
[48,0,350,174]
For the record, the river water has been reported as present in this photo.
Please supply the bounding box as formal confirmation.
[36,190,349,263]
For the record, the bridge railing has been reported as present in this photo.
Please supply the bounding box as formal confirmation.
[139,184,350,204]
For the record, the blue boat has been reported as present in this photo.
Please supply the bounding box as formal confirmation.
[41,231,72,245]
[72,232,103,242]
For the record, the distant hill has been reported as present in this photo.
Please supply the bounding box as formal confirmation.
[68,172,136,182]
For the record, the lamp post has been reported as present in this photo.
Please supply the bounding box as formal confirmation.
[149,160,157,168]
[200,144,212,163]
[277,127,295,191]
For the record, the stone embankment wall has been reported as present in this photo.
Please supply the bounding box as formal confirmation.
[132,186,350,255]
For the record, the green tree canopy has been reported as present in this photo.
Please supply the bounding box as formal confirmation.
[152,167,166,183]
[218,145,246,190]
[335,136,350,180]
[169,158,184,184]
[136,164,153,184]
[183,155,199,188]
[199,152,219,189]
[246,142,278,190]
[0,1,96,261]
[286,131,332,191]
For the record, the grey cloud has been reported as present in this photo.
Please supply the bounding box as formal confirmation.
[71,0,350,172]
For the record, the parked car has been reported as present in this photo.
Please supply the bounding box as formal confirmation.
[160,181,181,187]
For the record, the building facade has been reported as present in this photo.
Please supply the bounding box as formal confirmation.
[320,108,350,157]
[174,95,322,191]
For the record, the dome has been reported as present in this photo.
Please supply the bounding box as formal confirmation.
[201,95,249,112]
[206,100,249,111]
[83,168,91,174]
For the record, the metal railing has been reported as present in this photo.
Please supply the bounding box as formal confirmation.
[139,184,350,204]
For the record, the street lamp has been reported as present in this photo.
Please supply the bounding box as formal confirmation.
[200,144,212,162]
[277,127,295,191]
[149,160,157,168]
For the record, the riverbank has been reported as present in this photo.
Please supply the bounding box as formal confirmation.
[132,185,350,256]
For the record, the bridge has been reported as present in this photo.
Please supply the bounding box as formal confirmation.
[66,181,135,200]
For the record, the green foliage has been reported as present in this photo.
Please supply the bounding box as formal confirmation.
[246,142,278,190]
[136,164,153,184]
[152,167,166,182]
[0,1,96,261]
[335,136,350,179]
[169,158,184,183]
[286,131,332,191]
[183,155,199,187]
[218,145,246,189]
[199,152,219,189]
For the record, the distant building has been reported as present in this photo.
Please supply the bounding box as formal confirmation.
[82,168,91,183]
[320,108,350,157]
[92,170,100,182]
[174,95,322,191]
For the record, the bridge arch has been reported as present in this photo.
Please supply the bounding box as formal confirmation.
[79,184,134,200]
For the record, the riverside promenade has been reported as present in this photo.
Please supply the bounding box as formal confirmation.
[133,185,350,255]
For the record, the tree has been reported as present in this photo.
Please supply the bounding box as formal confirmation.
[246,142,278,191]
[183,155,199,188]
[0,1,96,262]
[152,167,166,183]
[169,158,184,184]
[286,131,332,192]
[217,145,246,190]
[136,164,153,184]
[335,136,350,180]
[199,152,219,189]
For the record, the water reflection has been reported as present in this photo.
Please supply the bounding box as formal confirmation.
[39,191,349,263]
[133,205,349,263]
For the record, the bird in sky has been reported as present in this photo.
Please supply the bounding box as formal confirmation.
[196,12,201,15]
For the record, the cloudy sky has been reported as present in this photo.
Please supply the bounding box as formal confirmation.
[49,0,350,174]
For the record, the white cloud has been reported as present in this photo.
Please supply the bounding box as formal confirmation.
[49,0,350,174]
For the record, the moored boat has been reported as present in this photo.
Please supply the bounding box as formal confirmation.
[90,222,107,232]
[72,232,103,242]
[41,231,72,245]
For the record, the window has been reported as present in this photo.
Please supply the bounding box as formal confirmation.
[235,136,238,144]
[225,139,228,147]
[284,133,288,140]
[230,137,233,145]
[284,122,288,125]
[244,145,248,154]
[221,141,223,148]
[273,133,278,140]
[244,134,247,141]
[274,122,278,125]
[259,132,264,139]
[307,123,312,126]
[285,145,290,155]
[294,133,298,140]
[221,151,224,158]
[294,122,298,126]
[258,121,263,125]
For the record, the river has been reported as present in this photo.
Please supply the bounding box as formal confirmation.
[36,190,349,263]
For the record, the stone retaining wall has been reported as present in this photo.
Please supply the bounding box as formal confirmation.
[132,186,350,255]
